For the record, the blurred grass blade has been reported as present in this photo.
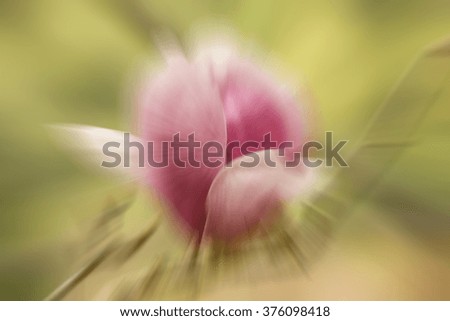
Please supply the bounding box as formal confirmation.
[45,243,117,301]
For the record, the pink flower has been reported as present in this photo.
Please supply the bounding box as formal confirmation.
[54,41,314,243]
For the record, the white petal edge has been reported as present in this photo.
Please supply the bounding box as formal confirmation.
[48,124,145,181]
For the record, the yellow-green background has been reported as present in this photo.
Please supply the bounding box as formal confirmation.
[0,0,449,300]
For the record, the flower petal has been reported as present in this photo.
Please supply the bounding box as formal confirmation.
[49,124,144,181]
[137,57,227,238]
[196,46,306,162]
[204,149,316,241]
